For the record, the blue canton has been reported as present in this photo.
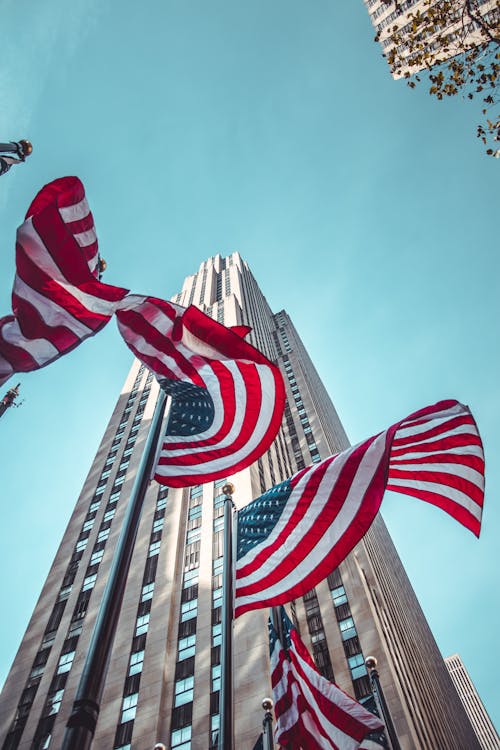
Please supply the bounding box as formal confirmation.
[159,378,215,437]
[236,479,292,560]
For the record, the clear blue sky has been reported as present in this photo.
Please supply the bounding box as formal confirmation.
[1,0,499,733]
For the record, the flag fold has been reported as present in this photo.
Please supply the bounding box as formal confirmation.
[235,400,484,617]
[115,295,285,487]
[0,176,128,385]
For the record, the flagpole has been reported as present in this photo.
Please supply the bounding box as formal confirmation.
[261,698,274,750]
[61,389,169,750]
[219,482,235,750]
[365,656,402,750]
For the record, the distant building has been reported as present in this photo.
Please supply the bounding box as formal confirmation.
[364,0,499,78]
[445,654,500,749]
[0,253,480,749]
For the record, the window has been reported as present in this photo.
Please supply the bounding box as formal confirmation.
[97,528,110,543]
[186,528,201,545]
[212,623,221,647]
[148,541,161,557]
[213,517,224,533]
[331,586,348,607]
[211,664,221,692]
[135,613,150,636]
[348,653,367,680]
[156,496,167,511]
[129,650,145,676]
[180,599,198,622]
[109,490,121,504]
[82,519,94,532]
[213,493,225,509]
[178,635,196,661]
[212,588,222,608]
[339,617,357,641]
[183,569,199,588]
[82,574,97,592]
[171,725,191,749]
[120,692,138,723]
[90,549,104,567]
[57,651,75,674]
[103,509,115,522]
[214,478,227,488]
[213,557,223,576]
[152,518,164,533]
[141,582,155,602]
[175,676,194,707]
[89,500,101,513]
[47,689,64,715]
[188,504,202,520]
[58,586,72,601]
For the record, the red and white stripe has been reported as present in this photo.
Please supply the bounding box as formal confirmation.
[235,400,484,618]
[0,177,128,385]
[116,295,286,487]
[272,620,384,749]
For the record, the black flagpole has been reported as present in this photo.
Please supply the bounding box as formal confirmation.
[219,482,235,750]
[62,389,169,750]
[365,656,401,750]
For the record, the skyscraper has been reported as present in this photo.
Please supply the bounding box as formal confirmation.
[445,654,500,750]
[1,253,480,750]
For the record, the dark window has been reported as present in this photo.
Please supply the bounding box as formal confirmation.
[114,720,134,746]
[45,601,66,633]
[175,657,195,681]
[181,585,198,603]
[124,674,141,696]
[143,556,158,584]
[353,675,372,700]
[171,703,193,730]
[131,634,147,653]
[210,691,220,715]
[178,619,197,639]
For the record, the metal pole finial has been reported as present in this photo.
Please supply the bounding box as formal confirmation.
[222,482,235,496]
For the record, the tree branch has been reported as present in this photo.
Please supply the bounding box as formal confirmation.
[465,0,500,46]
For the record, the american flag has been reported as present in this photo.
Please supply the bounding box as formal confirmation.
[0,176,128,386]
[235,400,484,618]
[270,608,385,749]
[116,295,285,487]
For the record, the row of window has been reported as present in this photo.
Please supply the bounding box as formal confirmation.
[113,486,168,749]
[170,485,207,749]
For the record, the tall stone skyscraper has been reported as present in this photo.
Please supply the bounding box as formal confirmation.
[1,253,479,750]
[445,654,500,750]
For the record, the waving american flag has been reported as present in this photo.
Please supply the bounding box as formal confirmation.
[270,608,384,749]
[235,400,484,618]
[116,295,285,487]
[0,177,128,386]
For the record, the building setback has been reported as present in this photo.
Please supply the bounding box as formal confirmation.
[445,654,500,750]
[0,253,480,749]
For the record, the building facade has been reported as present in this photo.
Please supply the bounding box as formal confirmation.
[0,253,481,750]
[445,654,500,750]
[364,0,499,78]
